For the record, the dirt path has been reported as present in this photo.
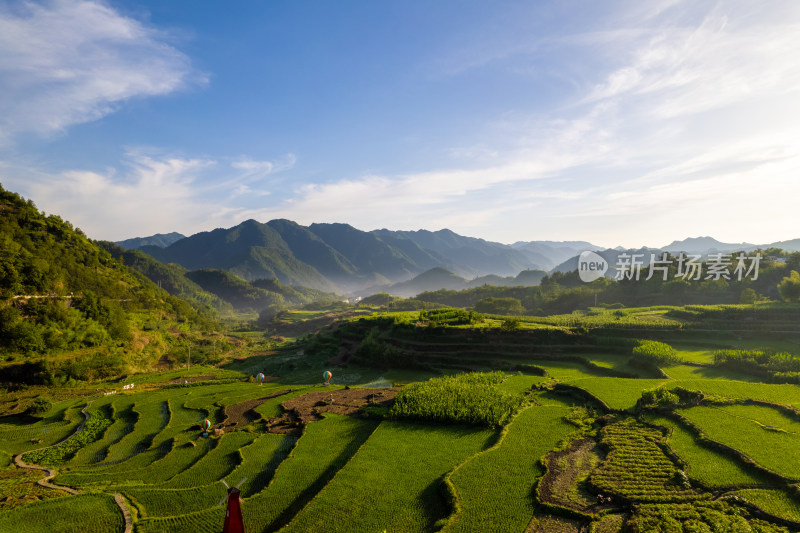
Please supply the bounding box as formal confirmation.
[13,403,91,495]
[114,493,133,533]
[12,454,80,495]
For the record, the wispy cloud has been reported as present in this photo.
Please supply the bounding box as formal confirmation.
[582,4,800,119]
[230,153,296,180]
[0,0,202,142]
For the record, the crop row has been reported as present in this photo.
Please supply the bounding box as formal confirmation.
[241,414,379,532]
[627,501,790,532]
[69,398,136,466]
[281,420,494,532]
[644,414,770,489]
[733,489,800,524]
[125,431,294,518]
[136,507,225,533]
[0,493,124,533]
[0,400,85,455]
[589,418,702,503]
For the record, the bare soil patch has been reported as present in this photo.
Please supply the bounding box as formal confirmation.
[216,390,290,430]
[266,387,399,435]
[538,437,612,515]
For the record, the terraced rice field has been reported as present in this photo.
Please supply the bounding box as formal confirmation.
[6,325,800,533]
[442,403,575,532]
[565,377,667,410]
[677,405,800,480]
[644,414,771,489]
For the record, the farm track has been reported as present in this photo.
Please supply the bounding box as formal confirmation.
[13,401,134,531]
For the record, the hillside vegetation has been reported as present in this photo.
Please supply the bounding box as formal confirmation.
[0,185,219,383]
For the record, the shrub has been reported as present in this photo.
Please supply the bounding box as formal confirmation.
[26,396,53,418]
[473,297,525,315]
[390,372,525,427]
[639,388,680,408]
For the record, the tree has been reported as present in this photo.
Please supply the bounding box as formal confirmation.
[778,271,800,302]
[474,297,525,315]
[500,318,521,332]
[739,288,757,304]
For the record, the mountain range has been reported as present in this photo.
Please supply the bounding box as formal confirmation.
[121,219,593,294]
[119,221,800,297]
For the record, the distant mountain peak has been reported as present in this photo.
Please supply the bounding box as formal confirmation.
[662,236,754,253]
[116,232,185,250]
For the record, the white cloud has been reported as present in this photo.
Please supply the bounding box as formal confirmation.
[230,153,296,180]
[1,148,302,239]
[6,0,800,249]
[14,152,215,239]
[0,0,201,142]
[242,1,800,246]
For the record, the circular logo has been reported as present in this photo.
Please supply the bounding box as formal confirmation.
[578,251,608,282]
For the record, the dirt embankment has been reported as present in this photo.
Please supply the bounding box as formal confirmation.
[266,387,399,435]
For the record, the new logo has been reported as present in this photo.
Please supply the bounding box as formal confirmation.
[578,251,608,282]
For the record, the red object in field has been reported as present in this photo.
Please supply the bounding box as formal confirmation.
[222,487,244,533]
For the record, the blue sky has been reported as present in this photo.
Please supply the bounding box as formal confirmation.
[1,0,799,248]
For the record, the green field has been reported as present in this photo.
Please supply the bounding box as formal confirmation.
[734,489,800,523]
[4,304,800,532]
[645,414,771,488]
[678,405,800,480]
[565,377,668,410]
[282,422,493,532]
[443,403,575,532]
